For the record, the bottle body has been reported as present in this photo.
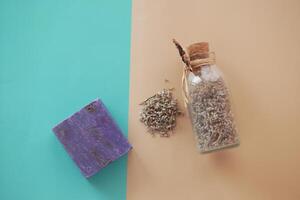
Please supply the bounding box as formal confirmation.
[186,65,239,152]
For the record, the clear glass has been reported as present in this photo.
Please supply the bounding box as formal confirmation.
[186,64,239,153]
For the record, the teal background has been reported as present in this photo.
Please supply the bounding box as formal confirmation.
[0,1,131,200]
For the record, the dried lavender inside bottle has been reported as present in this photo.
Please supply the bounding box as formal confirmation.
[174,40,239,153]
[187,66,239,152]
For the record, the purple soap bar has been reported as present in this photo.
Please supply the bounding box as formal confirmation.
[52,99,132,178]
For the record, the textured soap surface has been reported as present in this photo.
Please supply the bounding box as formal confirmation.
[52,99,132,178]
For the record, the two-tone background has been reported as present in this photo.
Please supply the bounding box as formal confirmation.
[1,0,300,200]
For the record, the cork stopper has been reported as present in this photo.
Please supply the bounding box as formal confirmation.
[187,42,209,61]
[173,39,212,72]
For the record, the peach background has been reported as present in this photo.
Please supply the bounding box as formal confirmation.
[127,0,300,199]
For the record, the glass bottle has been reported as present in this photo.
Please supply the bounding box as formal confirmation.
[174,40,239,153]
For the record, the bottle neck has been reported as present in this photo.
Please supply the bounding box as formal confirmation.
[190,52,216,73]
[187,42,212,72]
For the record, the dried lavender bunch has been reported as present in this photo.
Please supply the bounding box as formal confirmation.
[139,89,181,137]
[188,77,239,152]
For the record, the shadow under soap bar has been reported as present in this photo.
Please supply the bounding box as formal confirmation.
[52,99,132,178]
